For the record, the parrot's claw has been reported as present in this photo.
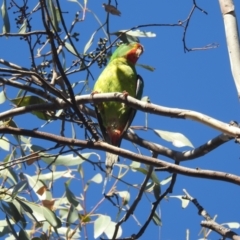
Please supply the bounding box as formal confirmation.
[122,90,129,97]
[91,90,99,96]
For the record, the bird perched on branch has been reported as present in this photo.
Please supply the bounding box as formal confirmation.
[93,42,144,185]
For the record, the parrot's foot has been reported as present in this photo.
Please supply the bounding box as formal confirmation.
[122,90,129,97]
[91,90,99,96]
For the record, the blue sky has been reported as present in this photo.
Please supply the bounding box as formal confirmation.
[1,0,240,239]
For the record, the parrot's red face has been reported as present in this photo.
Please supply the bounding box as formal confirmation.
[126,43,144,64]
[110,42,144,65]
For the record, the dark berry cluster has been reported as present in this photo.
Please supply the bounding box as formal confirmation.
[87,38,108,68]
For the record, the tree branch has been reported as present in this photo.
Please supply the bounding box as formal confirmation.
[218,0,240,97]
[0,126,240,186]
[183,189,240,239]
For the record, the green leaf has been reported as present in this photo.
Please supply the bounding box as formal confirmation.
[11,95,46,106]
[11,95,50,120]
[153,129,194,148]
[18,19,27,33]
[1,0,10,33]
[32,170,74,182]
[41,152,96,166]
[0,90,6,104]
[12,180,28,198]
[125,30,156,38]
[144,181,155,192]
[65,183,79,207]
[129,161,141,171]
[90,173,102,184]
[153,183,161,200]
[152,211,162,226]
[149,167,160,185]
[104,221,122,239]
[94,215,111,239]
[24,174,45,200]
[8,120,25,156]
[16,199,34,216]
[66,204,79,226]
[31,145,46,152]
[47,0,60,32]
[141,96,150,103]
[12,199,27,228]
[16,198,60,227]
[65,42,79,56]
[56,226,81,239]
[84,173,102,191]
[18,229,30,240]
[169,195,190,208]
[42,206,60,228]
[111,30,156,43]
[117,191,130,205]
[6,215,18,239]
[222,222,240,229]
[131,167,148,175]
[111,31,138,43]
[6,165,19,185]
[2,202,21,223]
[84,31,97,54]
[137,63,155,72]
[0,225,11,237]
[160,175,172,185]
[68,0,84,10]
[0,136,10,151]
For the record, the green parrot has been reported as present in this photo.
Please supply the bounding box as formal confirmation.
[93,42,144,179]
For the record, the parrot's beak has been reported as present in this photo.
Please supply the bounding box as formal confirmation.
[136,45,144,57]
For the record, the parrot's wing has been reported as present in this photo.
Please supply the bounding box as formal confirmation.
[94,106,111,143]
[94,74,144,145]
[122,74,144,135]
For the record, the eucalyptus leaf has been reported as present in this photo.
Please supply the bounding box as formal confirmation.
[65,183,79,207]
[153,183,161,200]
[141,96,150,103]
[137,63,155,72]
[111,29,156,43]
[169,195,190,208]
[47,0,60,32]
[12,180,28,198]
[84,31,97,54]
[84,173,102,191]
[104,221,122,239]
[65,42,79,56]
[152,211,162,226]
[153,129,194,148]
[160,175,172,185]
[0,136,10,151]
[0,90,6,104]
[66,204,79,226]
[18,19,27,33]
[41,152,96,166]
[42,205,60,228]
[18,229,30,240]
[222,222,240,229]
[1,0,10,33]
[11,96,50,120]
[2,202,21,223]
[117,191,130,205]
[94,215,111,239]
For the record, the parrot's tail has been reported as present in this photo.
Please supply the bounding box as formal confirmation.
[105,152,119,177]
[102,152,119,194]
